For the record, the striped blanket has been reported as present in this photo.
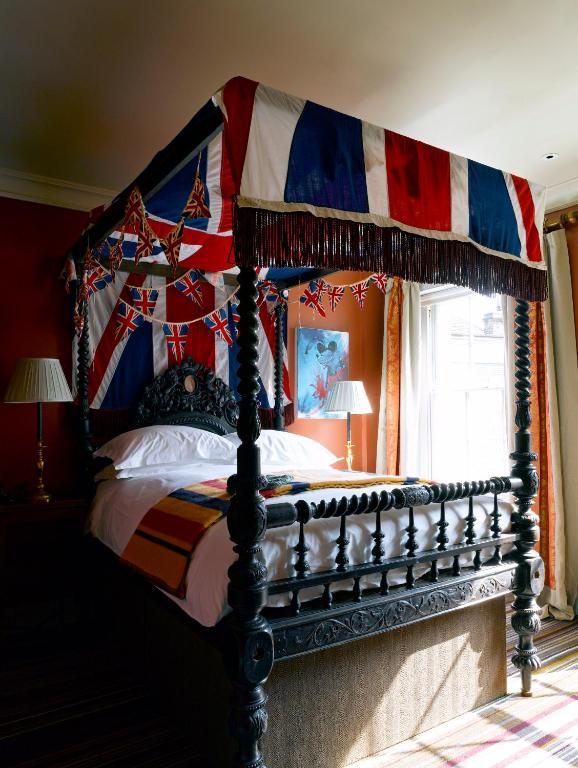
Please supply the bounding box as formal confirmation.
[120,470,427,598]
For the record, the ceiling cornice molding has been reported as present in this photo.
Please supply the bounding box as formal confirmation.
[545,176,578,213]
[0,166,117,212]
[2,163,578,223]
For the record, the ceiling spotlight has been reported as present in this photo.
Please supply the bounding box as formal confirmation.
[542,152,559,161]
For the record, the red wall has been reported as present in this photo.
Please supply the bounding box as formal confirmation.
[287,272,384,472]
[0,197,87,498]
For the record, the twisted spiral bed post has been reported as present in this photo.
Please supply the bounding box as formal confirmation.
[510,299,544,697]
[76,256,93,487]
[273,301,285,431]
[225,266,274,768]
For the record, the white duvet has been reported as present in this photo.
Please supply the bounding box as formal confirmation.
[90,463,513,627]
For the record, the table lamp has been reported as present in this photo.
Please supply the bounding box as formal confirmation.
[325,381,372,471]
[4,357,73,503]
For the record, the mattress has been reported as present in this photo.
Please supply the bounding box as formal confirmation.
[89,463,513,627]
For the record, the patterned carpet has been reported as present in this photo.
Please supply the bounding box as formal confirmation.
[1,608,576,767]
[0,630,202,767]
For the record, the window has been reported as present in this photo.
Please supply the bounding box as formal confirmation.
[419,287,509,481]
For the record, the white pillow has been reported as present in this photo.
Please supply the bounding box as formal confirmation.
[94,460,236,482]
[94,425,237,469]
[224,430,339,469]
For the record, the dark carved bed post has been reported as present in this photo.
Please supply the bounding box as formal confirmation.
[76,257,93,484]
[225,265,274,768]
[510,299,544,696]
[273,301,285,431]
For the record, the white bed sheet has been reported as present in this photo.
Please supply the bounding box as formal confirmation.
[90,463,513,627]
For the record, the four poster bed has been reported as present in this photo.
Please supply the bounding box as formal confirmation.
[68,77,547,768]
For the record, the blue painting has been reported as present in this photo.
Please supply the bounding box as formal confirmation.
[297,328,349,419]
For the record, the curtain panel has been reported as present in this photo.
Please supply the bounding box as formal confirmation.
[376,279,421,475]
[542,230,578,616]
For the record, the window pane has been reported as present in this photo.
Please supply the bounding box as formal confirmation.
[422,290,508,480]
[430,390,468,479]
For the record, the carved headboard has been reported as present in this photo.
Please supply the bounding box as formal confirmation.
[134,358,239,436]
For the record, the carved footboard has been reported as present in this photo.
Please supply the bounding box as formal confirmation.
[264,476,522,660]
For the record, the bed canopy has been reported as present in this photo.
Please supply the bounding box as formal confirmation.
[70,75,547,303]
[70,77,547,767]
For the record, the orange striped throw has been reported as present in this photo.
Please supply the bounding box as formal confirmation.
[120,471,429,598]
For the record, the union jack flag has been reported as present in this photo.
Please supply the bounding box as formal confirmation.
[160,220,184,273]
[258,280,284,313]
[204,307,233,346]
[182,171,211,220]
[74,119,294,413]
[162,322,189,363]
[135,219,156,264]
[108,234,125,278]
[300,280,326,317]
[175,271,204,305]
[325,284,345,312]
[85,245,103,272]
[130,287,158,317]
[230,301,240,338]
[124,187,145,231]
[86,267,112,297]
[351,279,370,308]
[115,301,144,342]
[372,273,388,294]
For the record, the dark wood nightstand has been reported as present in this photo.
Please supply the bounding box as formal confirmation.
[0,497,89,639]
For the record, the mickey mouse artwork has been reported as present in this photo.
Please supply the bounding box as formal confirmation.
[296,328,349,419]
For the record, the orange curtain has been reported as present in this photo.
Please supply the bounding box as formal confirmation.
[384,277,403,474]
[529,301,556,589]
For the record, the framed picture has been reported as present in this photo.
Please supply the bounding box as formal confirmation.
[296,328,349,419]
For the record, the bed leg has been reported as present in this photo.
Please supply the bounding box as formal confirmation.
[511,556,544,696]
[510,299,544,697]
[225,266,274,768]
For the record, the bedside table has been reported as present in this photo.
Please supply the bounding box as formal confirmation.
[0,497,89,638]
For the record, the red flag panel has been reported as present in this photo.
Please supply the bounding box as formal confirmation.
[385,130,451,231]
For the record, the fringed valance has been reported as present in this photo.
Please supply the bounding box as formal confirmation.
[234,206,547,301]
[218,77,547,301]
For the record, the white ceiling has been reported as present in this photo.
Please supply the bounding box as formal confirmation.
[2,0,578,212]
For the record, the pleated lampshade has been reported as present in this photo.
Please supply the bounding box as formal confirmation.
[325,381,372,414]
[4,358,73,403]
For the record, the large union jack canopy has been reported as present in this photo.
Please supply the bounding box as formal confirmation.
[74,75,547,301]
[71,76,547,411]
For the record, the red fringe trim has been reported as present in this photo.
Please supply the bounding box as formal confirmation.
[234,205,548,302]
[259,402,294,429]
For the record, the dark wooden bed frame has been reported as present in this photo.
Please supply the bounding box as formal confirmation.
[74,261,544,768]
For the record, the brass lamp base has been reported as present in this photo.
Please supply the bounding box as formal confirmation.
[31,436,51,504]
[345,440,354,472]
[31,488,51,504]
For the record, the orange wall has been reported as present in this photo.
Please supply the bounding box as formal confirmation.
[286,272,384,473]
[0,196,87,498]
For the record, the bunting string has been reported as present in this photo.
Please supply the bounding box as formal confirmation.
[78,280,289,341]
[297,272,390,315]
